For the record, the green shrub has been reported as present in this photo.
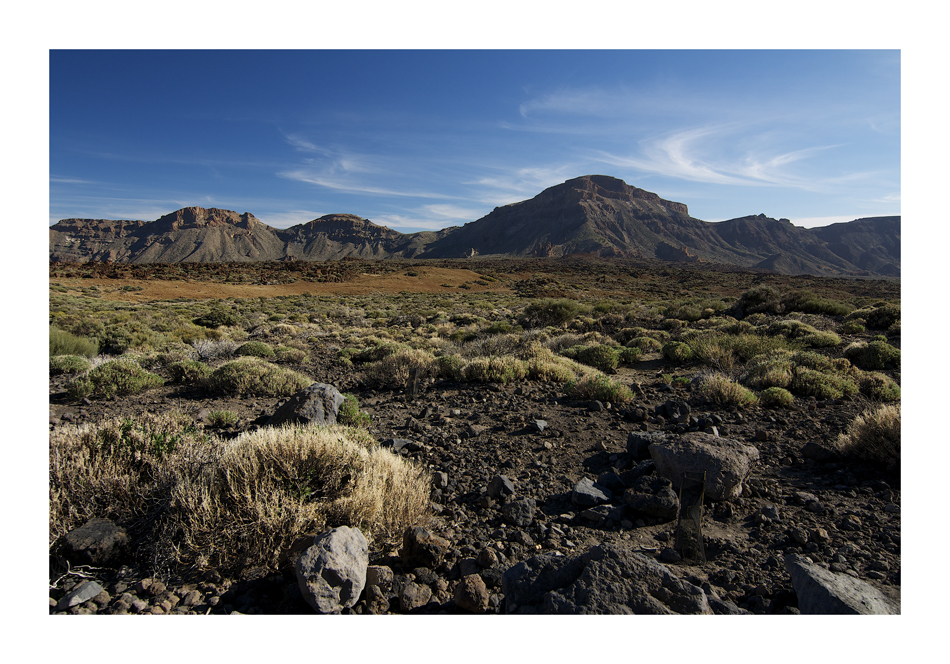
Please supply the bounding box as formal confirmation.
[844,340,901,370]
[840,320,866,334]
[781,291,853,317]
[836,404,900,465]
[206,357,312,397]
[759,386,794,408]
[735,285,782,316]
[194,305,241,329]
[518,299,590,328]
[865,304,900,330]
[662,341,694,364]
[235,341,276,359]
[564,374,634,403]
[859,372,901,402]
[463,356,529,384]
[50,355,92,375]
[697,373,758,407]
[168,360,213,384]
[484,321,515,335]
[790,367,858,400]
[207,410,239,427]
[625,336,663,353]
[562,344,621,372]
[619,346,643,365]
[50,326,99,358]
[274,345,309,364]
[800,331,841,348]
[745,351,795,390]
[67,359,164,400]
[436,354,467,382]
[338,394,371,428]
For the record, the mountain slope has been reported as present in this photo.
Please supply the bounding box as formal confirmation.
[48,175,900,277]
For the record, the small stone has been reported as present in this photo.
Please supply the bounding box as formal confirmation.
[454,574,490,613]
[399,582,432,612]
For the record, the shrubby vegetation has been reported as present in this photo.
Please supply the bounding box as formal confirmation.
[49,413,429,573]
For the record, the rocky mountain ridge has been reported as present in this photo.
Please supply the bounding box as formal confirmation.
[49,175,900,277]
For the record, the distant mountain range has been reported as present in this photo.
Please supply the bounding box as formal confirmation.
[49,175,900,277]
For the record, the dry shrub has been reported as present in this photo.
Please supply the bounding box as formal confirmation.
[564,373,634,403]
[462,355,529,384]
[50,415,430,574]
[836,404,900,465]
[361,348,437,388]
[698,373,759,407]
[205,357,312,397]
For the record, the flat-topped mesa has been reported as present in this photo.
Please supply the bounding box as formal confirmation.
[284,214,403,241]
[546,175,689,215]
[152,207,266,233]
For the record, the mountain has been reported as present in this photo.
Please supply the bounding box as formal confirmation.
[49,176,900,277]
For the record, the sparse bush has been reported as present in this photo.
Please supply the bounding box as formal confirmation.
[338,394,371,428]
[362,348,437,389]
[207,410,239,427]
[50,326,99,358]
[168,359,213,385]
[564,374,634,403]
[859,372,901,402]
[50,415,429,574]
[50,355,91,375]
[697,373,758,407]
[205,357,312,397]
[484,321,515,335]
[274,345,309,364]
[561,344,621,372]
[463,356,529,384]
[194,305,241,329]
[734,285,783,317]
[518,299,590,328]
[759,386,794,408]
[835,404,900,465]
[840,319,866,335]
[790,367,858,400]
[235,340,276,359]
[66,359,163,400]
[844,340,901,370]
[662,340,694,364]
[625,336,663,353]
[781,291,853,317]
[865,304,900,330]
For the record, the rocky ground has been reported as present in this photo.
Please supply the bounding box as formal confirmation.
[48,340,901,615]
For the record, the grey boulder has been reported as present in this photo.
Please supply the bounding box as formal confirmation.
[502,543,711,614]
[295,526,369,613]
[648,431,759,501]
[785,554,900,614]
[268,383,346,427]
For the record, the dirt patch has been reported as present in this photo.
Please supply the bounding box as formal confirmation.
[51,267,510,302]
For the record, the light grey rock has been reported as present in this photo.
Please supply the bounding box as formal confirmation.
[785,554,900,614]
[502,543,711,614]
[267,383,345,427]
[56,580,105,611]
[648,432,759,501]
[399,582,432,612]
[295,526,368,614]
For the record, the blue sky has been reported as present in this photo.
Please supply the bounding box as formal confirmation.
[50,49,899,232]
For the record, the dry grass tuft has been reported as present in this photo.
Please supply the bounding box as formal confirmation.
[50,414,429,574]
[836,404,901,465]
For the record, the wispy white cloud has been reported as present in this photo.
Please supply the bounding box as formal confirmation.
[256,209,325,228]
[790,215,866,229]
[277,169,450,199]
[50,175,96,185]
[594,125,859,192]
